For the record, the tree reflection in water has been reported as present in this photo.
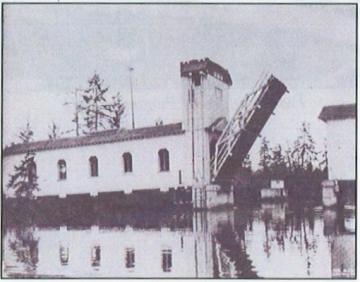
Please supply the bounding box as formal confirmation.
[7,227,39,276]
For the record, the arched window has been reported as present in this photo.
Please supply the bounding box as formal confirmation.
[158,149,169,171]
[27,159,37,183]
[89,156,98,177]
[123,153,132,173]
[58,159,67,180]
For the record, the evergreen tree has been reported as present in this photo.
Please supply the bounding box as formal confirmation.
[80,73,109,134]
[259,137,271,174]
[284,145,294,173]
[270,144,287,178]
[241,154,252,171]
[19,122,33,143]
[319,138,329,178]
[102,92,125,129]
[48,122,61,140]
[7,123,39,199]
[291,122,318,172]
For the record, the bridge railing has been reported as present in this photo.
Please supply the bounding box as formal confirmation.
[211,72,271,180]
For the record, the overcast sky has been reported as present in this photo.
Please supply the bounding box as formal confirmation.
[3,4,356,166]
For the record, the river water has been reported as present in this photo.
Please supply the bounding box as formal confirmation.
[2,203,355,278]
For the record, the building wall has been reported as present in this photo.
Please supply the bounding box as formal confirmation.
[3,133,193,198]
[326,118,355,180]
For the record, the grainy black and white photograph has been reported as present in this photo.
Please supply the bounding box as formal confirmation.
[1,3,356,279]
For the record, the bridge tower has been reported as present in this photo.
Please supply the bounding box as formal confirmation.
[180,58,233,186]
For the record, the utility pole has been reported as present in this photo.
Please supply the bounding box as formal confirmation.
[74,88,80,137]
[129,67,135,129]
[64,88,81,137]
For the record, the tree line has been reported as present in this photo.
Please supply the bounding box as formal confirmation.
[238,122,328,205]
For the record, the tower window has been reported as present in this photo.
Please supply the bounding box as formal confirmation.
[213,71,223,81]
[192,72,201,86]
[159,149,170,171]
[215,87,223,100]
[123,153,133,173]
[89,156,98,177]
[58,159,67,180]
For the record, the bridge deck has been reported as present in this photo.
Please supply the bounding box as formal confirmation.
[214,76,288,183]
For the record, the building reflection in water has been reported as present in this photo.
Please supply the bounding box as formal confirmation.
[2,204,355,278]
[125,248,135,269]
[91,246,101,268]
[323,208,355,278]
[59,244,69,266]
[161,249,172,272]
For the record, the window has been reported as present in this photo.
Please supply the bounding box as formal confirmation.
[158,149,169,171]
[58,159,67,180]
[192,72,201,86]
[215,87,223,100]
[28,159,37,183]
[125,248,135,268]
[162,249,172,272]
[213,71,223,81]
[89,156,98,177]
[123,153,133,173]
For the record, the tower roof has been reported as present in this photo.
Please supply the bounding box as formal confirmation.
[180,58,232,86]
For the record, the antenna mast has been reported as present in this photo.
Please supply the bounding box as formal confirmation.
[129,67,135,129]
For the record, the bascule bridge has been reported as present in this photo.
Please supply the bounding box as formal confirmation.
[180,58,288,208]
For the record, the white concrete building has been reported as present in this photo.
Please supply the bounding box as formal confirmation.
[3,58,234,207]
[318,104,356,207]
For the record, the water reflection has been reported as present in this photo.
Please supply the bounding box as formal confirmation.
[59,244,69,266]
[91,245,101,268]
[161,249,172,272]
[4,227,39,277]
[125,248,135,269]
[3,204,355,278]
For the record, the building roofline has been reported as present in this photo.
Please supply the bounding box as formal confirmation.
[3,123,185,157]
[318,103,356,122]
